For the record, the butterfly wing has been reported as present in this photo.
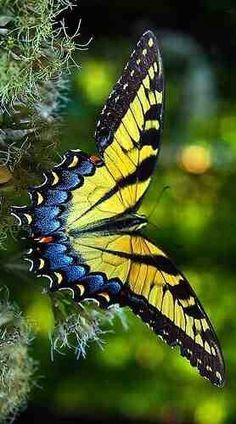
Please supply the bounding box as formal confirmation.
[65,30,164,232]
[68,232,225,387]
[11,31,225,387]
[12,31,163,234]
[95,30,164,211]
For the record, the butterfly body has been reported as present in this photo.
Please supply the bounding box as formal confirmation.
[12,31,225,387]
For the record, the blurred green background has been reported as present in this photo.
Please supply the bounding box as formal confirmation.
[4,0,236,422]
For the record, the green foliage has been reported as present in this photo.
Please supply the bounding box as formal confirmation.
[50,291,127,358]
[0,290,36,422]
[0,195,16,250]
[0,0,82,248]
[0,0,77,106]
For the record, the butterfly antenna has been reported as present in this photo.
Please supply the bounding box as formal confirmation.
[148,221,160,233]
[147,185,170,226]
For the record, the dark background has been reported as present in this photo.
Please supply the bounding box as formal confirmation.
[13,0,236,423]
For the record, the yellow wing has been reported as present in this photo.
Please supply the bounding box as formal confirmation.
[16,31,163,236]
[66,30,163,233]
[69,232,225,387]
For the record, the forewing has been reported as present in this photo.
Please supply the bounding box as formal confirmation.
[13,32,164,234]
[95,30,164,210]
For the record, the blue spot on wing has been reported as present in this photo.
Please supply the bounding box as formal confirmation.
[78,275,122,296]
[42,190,68,206]
[56,170,82,190]
[33,206,61,234]
[65,265,87,282]
[78,160,94,175]
[104,279,121,294]
[80,274,105,293]
[43,243,73,270]
[13,148,122,301]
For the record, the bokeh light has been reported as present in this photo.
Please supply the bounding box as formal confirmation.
[179,144,211,174]
[76,59,114,105]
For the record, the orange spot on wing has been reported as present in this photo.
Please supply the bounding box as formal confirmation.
[36,236,54,243]
[90,155,100,164]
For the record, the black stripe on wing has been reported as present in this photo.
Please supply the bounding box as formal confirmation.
[70,154,157,220]
[95,30,163,156]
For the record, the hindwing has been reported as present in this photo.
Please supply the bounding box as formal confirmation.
[69,232,225,387]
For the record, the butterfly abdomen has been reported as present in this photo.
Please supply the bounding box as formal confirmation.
[68,213,147,237]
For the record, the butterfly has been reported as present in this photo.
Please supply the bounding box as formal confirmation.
[11,30,225,387]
